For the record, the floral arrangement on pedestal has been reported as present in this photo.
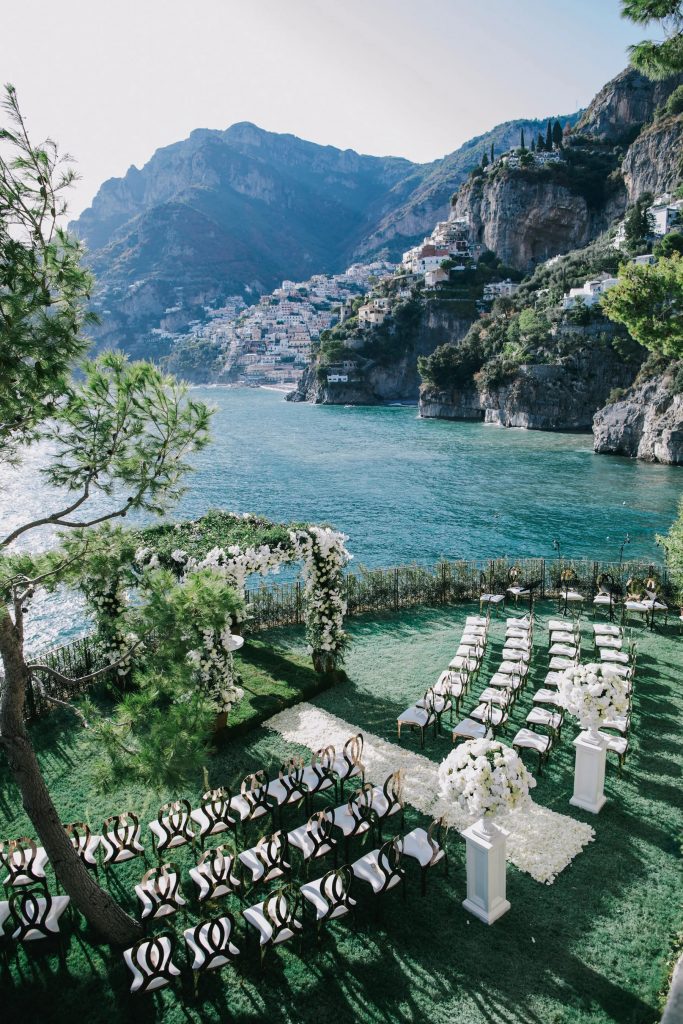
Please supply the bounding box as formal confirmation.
[438,738,536,830]
[555,663,629,740]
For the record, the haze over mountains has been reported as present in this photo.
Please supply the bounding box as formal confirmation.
[70,113,579,357]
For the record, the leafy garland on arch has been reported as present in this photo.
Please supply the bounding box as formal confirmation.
[136,510,351,673]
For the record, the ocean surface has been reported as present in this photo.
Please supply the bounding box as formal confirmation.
[1,387,681,650]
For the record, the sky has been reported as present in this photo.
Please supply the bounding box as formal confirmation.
[3,0,651,218]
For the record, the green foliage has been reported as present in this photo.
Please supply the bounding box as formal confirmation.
[654,230,683,257]
[658,495,683,602]
[601,253,683,357]
[622,1,683,78]
[0,85,97,466]
[517,307,550,345]
[624,194,655,253]
[665,83,683,114]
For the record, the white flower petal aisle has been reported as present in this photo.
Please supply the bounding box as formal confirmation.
[266,703,595,885]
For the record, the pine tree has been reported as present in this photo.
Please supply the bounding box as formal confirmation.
[546,119,553,150]
[552,119,563,148]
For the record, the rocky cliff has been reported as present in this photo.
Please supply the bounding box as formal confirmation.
[289,303,473,405]
[593,371,683,464]
[621,113,683,201]
[419,327,638,431]
[576,67,683,141]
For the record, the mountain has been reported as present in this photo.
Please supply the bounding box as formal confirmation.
[70,115,578,359]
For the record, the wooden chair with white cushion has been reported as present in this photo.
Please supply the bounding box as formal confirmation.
[398,818,448,896]
[479,572,505,614]
[594,634,623,652]
[243,885,303,966]
[465,614,489,628]
[1,837,49,892]
[287,809,337,875]
[135,862,187,923]
[532,688,563,708]
[416,686,453,728]
[512,728,553,773]
[470,690,511,736]
[398,688,438,749]
[228,770,274,834]
[191,787,239,849]
[263,757,308,824]
[148,799,195,859]
[190,844,242,902]
[184,914,240,995]
[9,888,70,958]
[548,641,579,660]
[593,623,622,637]
[300,745,338,808]
[331,785,375,861]
[351,837,406,908]
[100,812,145,871]
[367,770,405,841]
[123,932,181,995]
[239,830,291,889]
[600,733,630,774]
[434,669,468,716]
[526,706,564,740]
[507,569,531,606]
[300,866,356,939]
[331,734,365,798]
[451,716,489,745]
[64,822,100,878]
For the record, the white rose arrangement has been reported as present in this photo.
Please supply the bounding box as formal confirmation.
[555,663,629,736]
[438,738,536,819]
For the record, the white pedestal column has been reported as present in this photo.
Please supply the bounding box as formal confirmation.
[462,818,510,925]
[569,730,607,814]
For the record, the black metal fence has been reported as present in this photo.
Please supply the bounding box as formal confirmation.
[23,555,671,718]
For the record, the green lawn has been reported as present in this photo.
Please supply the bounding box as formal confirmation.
[1,602,681,1024]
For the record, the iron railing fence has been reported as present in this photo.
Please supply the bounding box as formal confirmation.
[19,555,671,718]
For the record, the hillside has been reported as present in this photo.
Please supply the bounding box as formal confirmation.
[71,116,578,360]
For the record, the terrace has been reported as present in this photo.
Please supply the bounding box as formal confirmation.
[1,593,681,1024]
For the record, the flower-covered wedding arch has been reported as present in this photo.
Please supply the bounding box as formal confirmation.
[135,509,351,674]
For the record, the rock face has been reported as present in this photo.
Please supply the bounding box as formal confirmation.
[593,374,683,464]
[289,305,473,405]
[420,336,637,431]
[453,173,608,271]
[622,114,683,201]
[576,67,683,141]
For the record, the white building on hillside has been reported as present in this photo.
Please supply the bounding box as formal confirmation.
[562,272,619,309]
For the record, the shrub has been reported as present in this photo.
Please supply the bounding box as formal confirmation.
[666,85,683,117]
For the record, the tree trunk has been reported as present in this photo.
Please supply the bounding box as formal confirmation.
[0,608,142,946]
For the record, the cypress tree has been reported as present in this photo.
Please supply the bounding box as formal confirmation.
[490,142,494,163]
[552,119,563,148]
[481,151,489,167]
[520,127,526,150]
[545,119,553,150]
[531,138,536,152]
[537,132,545,152]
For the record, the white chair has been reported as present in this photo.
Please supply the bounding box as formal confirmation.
[351,838,405,901]
[595,635,623,650]
[300,746,338,806]
[434,669,468,715]
[331,734,365,797]
[135,863,187,921]
[594,623,622,636]
[478,686,512,707]
[239,830,291,887]
[367,770,405,840]
[189,845,242,902]
[100,812,145,869]
[123,933,181,994]
[452,717,489,743]
[601,733,629,773]
[243,887,302,965]
[148,799,195,858]
[398,818,448,896]
[300,866,356,936]
[398,689,438,748]
[543,671,564,687]
[191,788,239,847]
[287,810,337,872]
[263,757,308,822]
[184,914,240,993]
[526,706,563,739]
[331,786,374,859]
[549,656,577,671]
[600,648,631,666]
[465,615,489,628]
[548,642,578,659]
[470,693,510,734]
[228,770,274,831]
[532,688,562,707]
[64,822,100,875]
[1,837,49,888]
[512,728,552,772]
[9,890,70,945]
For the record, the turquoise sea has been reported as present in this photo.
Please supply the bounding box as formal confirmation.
[1,387,681,649]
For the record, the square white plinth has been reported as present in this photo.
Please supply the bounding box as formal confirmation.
[569,731,607,814]
[462,820,510,925]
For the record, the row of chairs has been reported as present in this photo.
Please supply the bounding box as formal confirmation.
[124,821,449,994]
[396,609,493,748]
[0,737,369,895]
[451,613,534,746]
[511,618,569,772]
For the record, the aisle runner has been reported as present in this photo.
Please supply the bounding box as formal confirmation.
[266,703,595,885]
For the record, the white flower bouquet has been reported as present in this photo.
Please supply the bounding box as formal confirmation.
[438,738,536,822]
[556,663,629,737]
